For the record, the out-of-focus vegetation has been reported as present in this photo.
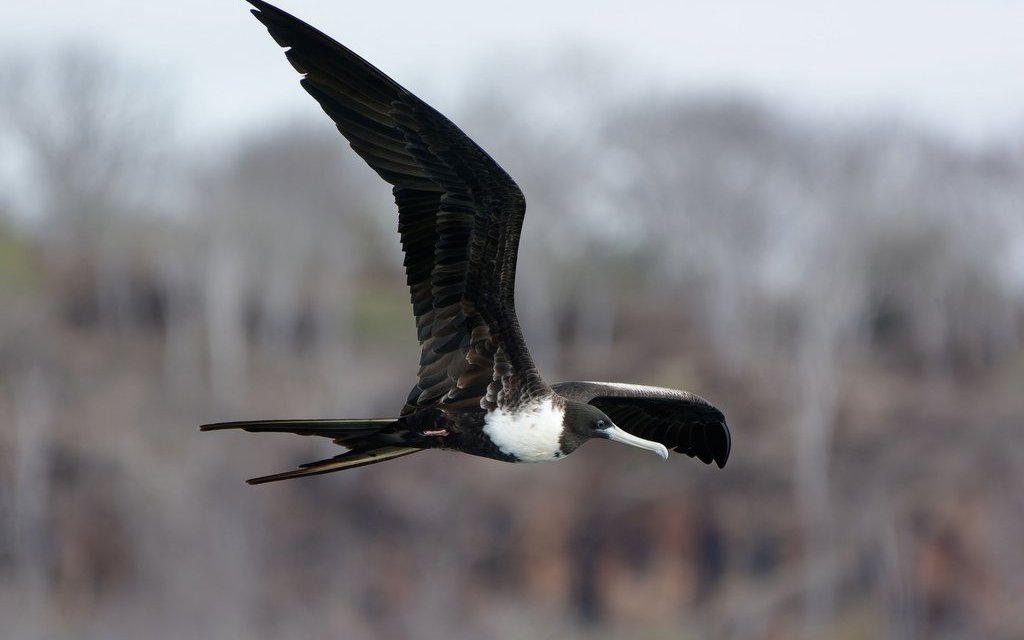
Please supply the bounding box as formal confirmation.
[1,48,1022,640]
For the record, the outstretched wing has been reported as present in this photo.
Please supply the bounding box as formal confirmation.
[247,1,545,414]
[552,381,731,468]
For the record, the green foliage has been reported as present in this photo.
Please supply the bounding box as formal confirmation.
[0,218,38,292]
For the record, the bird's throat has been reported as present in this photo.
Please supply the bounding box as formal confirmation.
[482,398,566,463]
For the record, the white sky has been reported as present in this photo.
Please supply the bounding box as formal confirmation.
[3,0,1024,146]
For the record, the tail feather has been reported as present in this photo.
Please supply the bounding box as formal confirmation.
[246,446,422,485]
[200,418,422,483]
[200,418,396,439]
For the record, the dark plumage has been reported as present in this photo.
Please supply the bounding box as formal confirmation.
[201,0,731,484]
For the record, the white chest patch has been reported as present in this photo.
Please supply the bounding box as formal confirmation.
[483,397,566,463]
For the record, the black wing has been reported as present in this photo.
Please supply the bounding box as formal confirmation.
[246,1,546,413]
[552,381,731,468]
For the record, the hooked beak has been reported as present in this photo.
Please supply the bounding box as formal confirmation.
[599,424,669,460]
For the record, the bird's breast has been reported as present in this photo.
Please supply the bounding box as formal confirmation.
[481,398,566,463]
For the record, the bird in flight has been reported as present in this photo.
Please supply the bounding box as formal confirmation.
[202,0,731,484]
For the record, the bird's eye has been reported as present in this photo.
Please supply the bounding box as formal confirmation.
[596,419,606,428]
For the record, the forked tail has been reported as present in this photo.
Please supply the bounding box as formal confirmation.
[200,418,422,484]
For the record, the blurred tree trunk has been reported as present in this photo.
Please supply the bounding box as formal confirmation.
[203,245,248,408]
[794,307,840,635]
[8,367,57,640]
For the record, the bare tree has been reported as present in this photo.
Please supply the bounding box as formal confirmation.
[185,123,389,408]
[0,46,177,329]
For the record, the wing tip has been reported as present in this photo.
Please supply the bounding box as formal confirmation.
[244,0,272,14]
[711,420,731,469]
[675,418,731,469]
[244,0,272,23]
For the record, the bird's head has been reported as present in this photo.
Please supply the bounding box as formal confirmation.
[560,400,669,460]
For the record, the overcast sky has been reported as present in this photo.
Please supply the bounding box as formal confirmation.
[4,0,1024,146]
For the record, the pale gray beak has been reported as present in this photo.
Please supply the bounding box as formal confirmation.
[599,424,669,460]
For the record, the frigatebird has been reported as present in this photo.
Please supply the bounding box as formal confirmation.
[202,0,731,484]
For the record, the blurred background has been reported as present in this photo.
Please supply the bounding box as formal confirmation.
[2,1,1023,639]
